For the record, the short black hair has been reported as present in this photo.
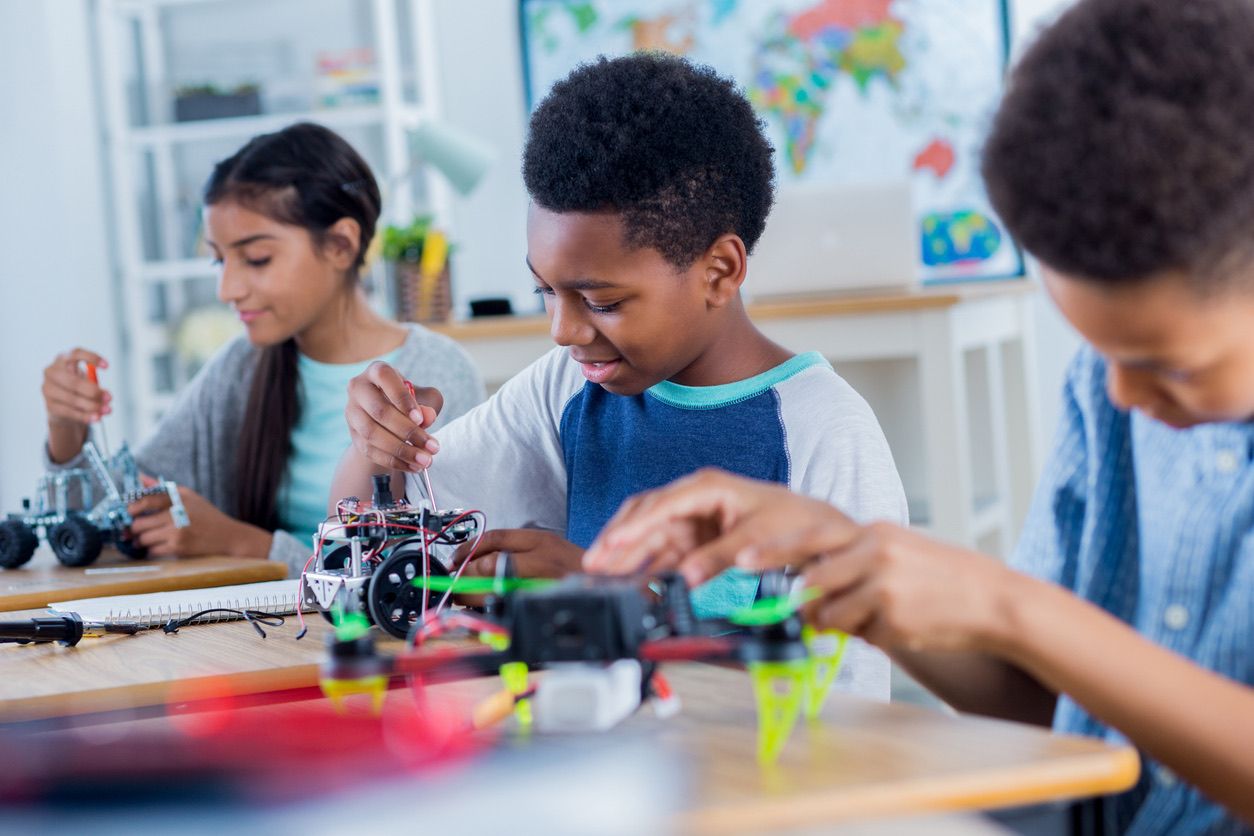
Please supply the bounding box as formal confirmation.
[982,0,1254,288]
[523,53,776,268]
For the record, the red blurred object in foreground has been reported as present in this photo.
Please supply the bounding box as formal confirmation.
[0,694,486,805]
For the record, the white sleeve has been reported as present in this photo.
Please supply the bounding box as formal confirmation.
[403,347,585,533]
[777,366,908,526]
[776,365,909,703]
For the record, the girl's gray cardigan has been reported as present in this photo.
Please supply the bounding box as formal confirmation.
[46,324,485,575]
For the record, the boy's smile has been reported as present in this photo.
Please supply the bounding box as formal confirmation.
[526,204,748,396]
[1044,265,1254,428]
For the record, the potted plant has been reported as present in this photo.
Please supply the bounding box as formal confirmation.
[173,82,263,122]
[382,216,454,323]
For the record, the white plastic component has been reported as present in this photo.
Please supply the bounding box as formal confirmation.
[651,694,682,720]
[533,660,643,733]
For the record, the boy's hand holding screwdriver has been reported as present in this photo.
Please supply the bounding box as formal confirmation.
[344,360,444,473]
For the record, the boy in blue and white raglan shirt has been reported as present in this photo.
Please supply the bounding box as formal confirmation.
[334,54,906,701]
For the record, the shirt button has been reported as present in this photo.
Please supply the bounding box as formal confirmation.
[1156,765,1177,787]
[1164,604,1190,630]
[1216,450,1240,473]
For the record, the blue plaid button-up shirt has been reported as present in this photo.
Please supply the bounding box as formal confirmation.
[1012,347,1254,835]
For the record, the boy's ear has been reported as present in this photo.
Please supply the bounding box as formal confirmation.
[321,217,363,271]
[700,234,748,307]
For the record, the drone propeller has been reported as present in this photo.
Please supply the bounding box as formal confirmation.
[728,586,821,627]
[411,575,555,595]
[331,607,373,642]
[728,586,854,761]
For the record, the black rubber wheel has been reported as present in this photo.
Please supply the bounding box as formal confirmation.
[320,544,353,571]
[366,541,449,639]
[0,520,39,569]
[48,514,104,568]
[115,536,148,560]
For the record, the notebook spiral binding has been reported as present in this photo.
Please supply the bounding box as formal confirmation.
[106,593,298,627]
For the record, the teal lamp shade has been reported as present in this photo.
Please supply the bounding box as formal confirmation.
[409,120,495,196]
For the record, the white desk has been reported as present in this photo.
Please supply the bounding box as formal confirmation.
[433,281,1043,553]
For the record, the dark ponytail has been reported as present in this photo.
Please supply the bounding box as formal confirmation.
[204,122,381,530]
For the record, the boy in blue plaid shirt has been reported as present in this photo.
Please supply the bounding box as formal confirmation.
[588,1,1254,832]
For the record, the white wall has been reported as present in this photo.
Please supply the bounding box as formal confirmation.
[0,0,120,510]
[430,0,535,316]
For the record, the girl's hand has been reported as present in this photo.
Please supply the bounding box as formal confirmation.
[344,361,443,473]
[739,521,1018,655]
[584,468,841,586]
[42,348,112,463]
[127,486,272,559]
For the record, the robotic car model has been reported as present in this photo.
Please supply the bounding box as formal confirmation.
[300,474,483,639]
[0,441,188,569]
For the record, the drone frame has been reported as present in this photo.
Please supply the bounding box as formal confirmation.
[319,567,849,762]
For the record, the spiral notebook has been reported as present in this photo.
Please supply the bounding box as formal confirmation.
[49,580,313,627]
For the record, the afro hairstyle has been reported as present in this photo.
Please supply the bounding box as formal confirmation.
[982,0,1254,290]
[523,52,776,268]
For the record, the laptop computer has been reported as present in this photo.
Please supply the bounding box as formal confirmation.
[745,181,917,300]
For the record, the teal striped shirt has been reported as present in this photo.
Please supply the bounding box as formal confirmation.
[277,348,399,550]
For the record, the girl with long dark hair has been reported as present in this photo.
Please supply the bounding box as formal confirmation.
[41,122,483,572]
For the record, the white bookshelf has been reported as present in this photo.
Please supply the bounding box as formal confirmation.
[92,0,452,437]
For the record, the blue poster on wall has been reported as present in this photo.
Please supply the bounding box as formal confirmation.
[520,0,1023,284]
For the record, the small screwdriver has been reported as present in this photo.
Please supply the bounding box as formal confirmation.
[0,612,141,646]
[84,362,111,460]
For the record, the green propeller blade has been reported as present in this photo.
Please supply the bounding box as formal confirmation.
[411,575,555,595]
[728,587,821,626]
[332,607,373,641]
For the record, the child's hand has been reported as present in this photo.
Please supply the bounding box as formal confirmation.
[127,486,271,558]
[344,361,443,473]
[587,469,1016,653]
[584,468,841,586]
[42,348,113,462]
[739,521,1018,655]
[452,529,584,581]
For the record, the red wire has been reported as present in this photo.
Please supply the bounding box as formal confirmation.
[652,671,674,700]
[639,636,739,662]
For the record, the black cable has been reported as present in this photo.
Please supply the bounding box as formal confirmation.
[162,608,285,638]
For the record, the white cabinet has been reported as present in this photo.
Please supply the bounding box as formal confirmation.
[93,0,449,436]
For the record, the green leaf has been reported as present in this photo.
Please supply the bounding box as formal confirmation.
[381,215,437,262]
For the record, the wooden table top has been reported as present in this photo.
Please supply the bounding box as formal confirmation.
[431,280,1035,342]
[0,608,1137,831]
[0,547,287,612]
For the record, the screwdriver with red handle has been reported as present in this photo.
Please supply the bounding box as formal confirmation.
[84,362,111,459]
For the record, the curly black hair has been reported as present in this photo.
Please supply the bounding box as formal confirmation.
[982,0,1254,288]
[523,53,776,268]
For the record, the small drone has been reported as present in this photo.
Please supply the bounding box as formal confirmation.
[319,554,850,762]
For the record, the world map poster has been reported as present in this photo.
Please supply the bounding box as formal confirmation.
[521,0,1023,284]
